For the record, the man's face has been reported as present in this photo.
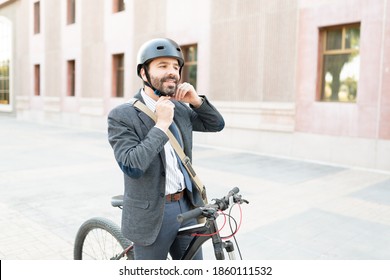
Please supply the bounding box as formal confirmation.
[146,57,180,96]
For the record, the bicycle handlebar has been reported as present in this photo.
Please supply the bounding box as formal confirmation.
[177,207,205,223]
[177,187,241,224]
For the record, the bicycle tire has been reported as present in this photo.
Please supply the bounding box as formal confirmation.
[74,217,134,260]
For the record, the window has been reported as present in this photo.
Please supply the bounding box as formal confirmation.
[0,17,11,106]
[67,0,76,25]
[113,0,125,13]
[112,54,124,97]
[34,1,40,34]
[318,24,360,102]
[34,64,40,96]
[181,44,197,87]
[67,60,76,96]
[0,60,9,105]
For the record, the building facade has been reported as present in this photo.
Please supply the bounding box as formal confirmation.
[1,0,389,171]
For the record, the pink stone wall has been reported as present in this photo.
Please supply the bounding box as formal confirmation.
[296,0,389,139]
[379,0,390,139]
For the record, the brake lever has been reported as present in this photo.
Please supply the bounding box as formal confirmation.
[233,194,249,204]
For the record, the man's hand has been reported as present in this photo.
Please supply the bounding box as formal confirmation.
[155,96,174,133]
[173,82,203,108]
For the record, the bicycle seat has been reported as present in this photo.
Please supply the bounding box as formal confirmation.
[111,195,124,208]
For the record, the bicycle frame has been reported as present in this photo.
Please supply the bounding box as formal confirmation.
[178,215,231,260]
[113,214,233,260]
[77,187,247,260]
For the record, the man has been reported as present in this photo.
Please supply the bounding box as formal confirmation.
[107,38,224,260]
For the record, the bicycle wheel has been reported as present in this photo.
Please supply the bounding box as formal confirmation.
[74,217,134,260]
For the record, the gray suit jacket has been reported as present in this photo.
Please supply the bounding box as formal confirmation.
[107,90,225,245]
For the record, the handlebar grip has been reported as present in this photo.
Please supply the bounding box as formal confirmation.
[177,207,204,224]
[177,187,240,223]
[230,187,240,196]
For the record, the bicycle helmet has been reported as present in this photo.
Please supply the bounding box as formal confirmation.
[136,38,185,77]
[136,38,185,96]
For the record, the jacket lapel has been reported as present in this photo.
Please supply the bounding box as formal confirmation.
[133,91,154,129]
[133,90,166,169]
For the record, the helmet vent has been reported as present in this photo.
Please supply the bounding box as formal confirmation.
[157,46,165,50]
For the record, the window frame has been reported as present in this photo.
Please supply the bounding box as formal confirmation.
[33,1,40,34]
[113,0,125,13]
[317,23,360,102]
[67,60,76,97]
[112,53,125,98]
[34,64,40,96]
[0,16,12,111]
[180,44,198,88]
[67,0,76,25]
[0,60,10,105]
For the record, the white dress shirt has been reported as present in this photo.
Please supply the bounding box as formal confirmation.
[140,90,186,195]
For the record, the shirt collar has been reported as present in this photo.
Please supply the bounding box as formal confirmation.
[141,89,157,112]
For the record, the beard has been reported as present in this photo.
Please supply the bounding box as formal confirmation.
[150,74,179,96]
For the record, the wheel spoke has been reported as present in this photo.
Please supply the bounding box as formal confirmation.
[74,218,133,260]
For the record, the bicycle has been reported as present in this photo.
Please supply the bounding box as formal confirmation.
[73,187,248,260]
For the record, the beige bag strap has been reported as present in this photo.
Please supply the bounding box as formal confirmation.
[130,98,208,203]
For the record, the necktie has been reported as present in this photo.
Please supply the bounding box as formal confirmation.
[169,122,192,192]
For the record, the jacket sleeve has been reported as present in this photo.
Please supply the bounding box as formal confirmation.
[189,95,225,132]
[107,103,168,179]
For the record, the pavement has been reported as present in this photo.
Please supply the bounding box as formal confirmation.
[1,116,390,260]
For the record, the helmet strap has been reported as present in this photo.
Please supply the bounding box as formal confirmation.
[142,65,164,97]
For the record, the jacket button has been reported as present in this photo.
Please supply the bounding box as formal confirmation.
[160,193,164,198]
[161,171,166,177]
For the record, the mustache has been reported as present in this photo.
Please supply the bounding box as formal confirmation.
[161,75,179,83]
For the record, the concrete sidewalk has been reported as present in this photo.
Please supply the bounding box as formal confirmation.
[1,117,390,260]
